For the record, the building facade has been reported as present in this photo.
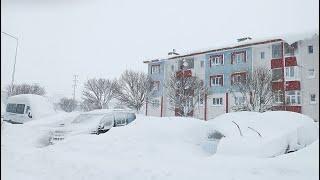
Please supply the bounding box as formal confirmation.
[143,33,319,121]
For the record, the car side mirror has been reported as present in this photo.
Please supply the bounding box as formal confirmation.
[28,111,32,118]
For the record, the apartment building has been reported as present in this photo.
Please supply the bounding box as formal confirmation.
[143,33,319,121]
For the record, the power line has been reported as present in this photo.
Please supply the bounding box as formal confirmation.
[72,75,78,100]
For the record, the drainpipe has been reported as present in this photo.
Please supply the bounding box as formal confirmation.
[226,92,229,113]
[145,98,148,116]
[282,41,286,111]
[204,93,207,120]
[160,96,163,117]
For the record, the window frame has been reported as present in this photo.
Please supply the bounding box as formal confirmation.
[209,54,224,66]
[210,75,224,87]
[308,45,313,54]
[285,91,301,105]
[274,90,284,104]
[152,81,160,91]
[231,72,247,85]
[272,68,283,82]
[234,96,246,106]
[308,68,315,79]
[272,43,283,59]
[212,97,223,106]
[310,94,316,104]
[260,51,265,59]
[151,64,160,74]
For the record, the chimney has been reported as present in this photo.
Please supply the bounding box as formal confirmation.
[237,37,252,42]
[168,49,179,56]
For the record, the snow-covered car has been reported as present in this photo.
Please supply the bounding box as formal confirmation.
[3,94,55,124]
[49,109,136,144]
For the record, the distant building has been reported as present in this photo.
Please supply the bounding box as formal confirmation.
[143,32,319,121]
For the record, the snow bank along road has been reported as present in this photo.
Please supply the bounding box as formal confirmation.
[1,112,319,180]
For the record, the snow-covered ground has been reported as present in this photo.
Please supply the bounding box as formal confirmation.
[1,112,319,180]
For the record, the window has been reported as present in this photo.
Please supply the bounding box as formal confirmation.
[310,94,316,104]
[6,104,16,113]
[260,52,265,59]
[308,69,315,78]
[308,45,313,54]
[213,98,223,106]
[151,65,160,74]
[272,68,283,81]
[151,99,160,108]
[231,73,247,85]
[286,91,301,104]
[200,61,204,68]
[274,90,284,103]
[171,65,174,71]
[272,43,283,58]
[16,104,25,114]
[284,43,294,56]
[210,75,223,86]
[152,81,160,91]
[285,66,296,79]
[198,94,204,106]
[209,55,224,66]
[232,52,246,64]
[234,96,246,105]
[178,58,194,70]
[5,103,25,114]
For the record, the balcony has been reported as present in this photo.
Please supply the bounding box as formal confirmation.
[176,69,193,77]
[271,58,283,69]
[285,56,297,67]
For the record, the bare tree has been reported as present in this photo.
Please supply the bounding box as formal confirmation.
[165,72,206,117]
[59,97,77,112]
[229,67,273,112]
[82,78,117,110]
[79,99,96,112]
[6,83,46,97]
[115,70,153,112]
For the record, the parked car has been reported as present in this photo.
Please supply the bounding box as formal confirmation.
[49,109,136,144]
[3,94,55,124]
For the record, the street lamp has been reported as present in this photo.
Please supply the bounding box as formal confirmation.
[1,31,19,89]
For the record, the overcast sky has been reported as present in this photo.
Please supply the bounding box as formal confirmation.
[1,0,319,100]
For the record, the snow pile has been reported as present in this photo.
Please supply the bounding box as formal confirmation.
[2,113,319,180]
[207,111,319,157]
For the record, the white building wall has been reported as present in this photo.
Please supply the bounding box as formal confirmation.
[146,97,162,117]
[252,43,273,70]
[298,35,319,121]
[206,93,227,120]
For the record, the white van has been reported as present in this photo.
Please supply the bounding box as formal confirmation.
[3,94,55,124]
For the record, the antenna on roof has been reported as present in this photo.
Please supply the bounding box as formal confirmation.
[237,37,252,42]
[168,49,179,56]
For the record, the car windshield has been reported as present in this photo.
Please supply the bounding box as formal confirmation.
[6,103,25,114]
[71,114,105,124]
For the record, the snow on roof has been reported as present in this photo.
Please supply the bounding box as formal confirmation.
[144,30,319,63]
[7,94,56,119]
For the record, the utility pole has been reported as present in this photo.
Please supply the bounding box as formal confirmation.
[72,75,78,101]
[1,32,19,90]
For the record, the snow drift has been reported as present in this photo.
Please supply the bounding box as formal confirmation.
[207,111,319,157]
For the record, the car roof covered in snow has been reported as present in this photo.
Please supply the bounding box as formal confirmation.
[7,94,55,119]
[81,109,135,115]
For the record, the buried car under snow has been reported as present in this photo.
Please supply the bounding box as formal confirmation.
[49,109,136,144]
[206,111,319,157]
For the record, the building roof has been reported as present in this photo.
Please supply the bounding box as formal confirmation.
[143,30,318,64]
